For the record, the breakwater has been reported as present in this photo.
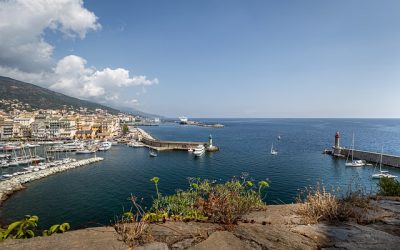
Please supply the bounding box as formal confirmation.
[333,148,400,168]
[0,157,103,205]
[135,127,211,151]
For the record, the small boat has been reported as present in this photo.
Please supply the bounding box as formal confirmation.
[193,145,205,157]
[270,143,278,155]
[372,147,398,179]
[76,149,96,154]
[188,148,194,153]
[277,135,281,140]
[127,141,145,147]
[149,150,158,157]
[98,141,112,151]
[345,134,365,167]
[2,174,13,178]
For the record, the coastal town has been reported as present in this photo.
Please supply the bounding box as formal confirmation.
[0,98,159,140]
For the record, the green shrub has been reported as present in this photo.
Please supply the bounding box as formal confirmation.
[0,215,70,241]
[148,177,269,224]
[42,223,70,236]
[378,177,400,196]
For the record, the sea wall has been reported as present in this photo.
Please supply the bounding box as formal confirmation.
[340,148,400,168]
[141,137,205,151]
[0,157,103,205]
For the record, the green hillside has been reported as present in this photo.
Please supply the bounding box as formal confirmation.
[0,76,120,114]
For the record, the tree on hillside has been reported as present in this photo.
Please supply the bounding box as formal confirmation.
[122,124,129,135]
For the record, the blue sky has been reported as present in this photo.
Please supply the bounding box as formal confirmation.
[1,0,400,118]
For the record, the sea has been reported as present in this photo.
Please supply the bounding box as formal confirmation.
[1,119,400,230]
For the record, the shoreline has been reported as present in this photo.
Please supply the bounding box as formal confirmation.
[0,157,103,206]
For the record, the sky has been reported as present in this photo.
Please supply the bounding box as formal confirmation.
[1,0,400,118]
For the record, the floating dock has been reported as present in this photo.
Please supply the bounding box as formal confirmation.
[325,131,400,168]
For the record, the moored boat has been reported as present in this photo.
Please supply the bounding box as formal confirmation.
[193,145,205,157]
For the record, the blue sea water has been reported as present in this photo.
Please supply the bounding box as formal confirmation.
[1,119,400,229]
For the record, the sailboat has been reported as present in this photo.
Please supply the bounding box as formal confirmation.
[345,134,364,167]
[270,143,278,155]
[372,147,397,179]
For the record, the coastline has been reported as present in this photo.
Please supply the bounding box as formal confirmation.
[0,157,103,206]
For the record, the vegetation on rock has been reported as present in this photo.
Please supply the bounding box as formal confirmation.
[0,215,69,241]
[148,176,269,224]
[296,183,371,224]
[378,177,400,196]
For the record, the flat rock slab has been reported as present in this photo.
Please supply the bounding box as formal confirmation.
[234,223,319,250]
[0,226,127,250]
[241,204,304,225]
[292,223,400,249]
[189,231,257,250]
[146,221,222,246]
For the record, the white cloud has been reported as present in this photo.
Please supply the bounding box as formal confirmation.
[49,55,158,99]
[0,0,159,108]
[0,0,100,72]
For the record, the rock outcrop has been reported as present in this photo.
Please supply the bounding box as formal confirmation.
[1,198,399,250]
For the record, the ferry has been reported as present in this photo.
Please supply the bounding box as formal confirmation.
[179,116,188,124]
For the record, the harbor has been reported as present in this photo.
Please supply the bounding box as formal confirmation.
[0,157,103,205]
[1,119,400,230]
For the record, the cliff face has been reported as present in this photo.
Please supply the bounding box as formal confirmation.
[1,198,400,250]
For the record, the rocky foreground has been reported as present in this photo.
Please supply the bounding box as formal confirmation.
[1,198,399,250]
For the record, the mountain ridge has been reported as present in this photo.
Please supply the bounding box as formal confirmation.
[0,76,157,117]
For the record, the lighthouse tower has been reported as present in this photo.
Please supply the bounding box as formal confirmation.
[332,131,342,156]
[334,131,340,149]
[208,134,213,147]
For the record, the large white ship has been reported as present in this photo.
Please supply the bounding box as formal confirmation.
[178,116,188,124]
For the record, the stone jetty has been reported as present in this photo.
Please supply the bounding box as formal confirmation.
[0,157,103,205]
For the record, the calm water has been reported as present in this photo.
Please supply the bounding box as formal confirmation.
[1,119,400,229]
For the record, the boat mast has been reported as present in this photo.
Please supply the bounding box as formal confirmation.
[351,133,355,162]
[380,146,383,172]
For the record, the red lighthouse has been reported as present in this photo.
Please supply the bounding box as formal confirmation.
[334,131,340,149]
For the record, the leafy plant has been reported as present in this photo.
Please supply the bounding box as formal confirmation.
[0,215,38,240]
[150,176,161,199]
[43,223,70,236]
[149,177,268,224]
[0,215,70,241]
[378,177,400,196]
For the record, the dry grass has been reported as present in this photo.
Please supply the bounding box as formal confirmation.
[297,183,372,224]
[114,196,151,246]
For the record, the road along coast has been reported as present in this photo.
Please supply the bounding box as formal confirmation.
[0,157,104,205]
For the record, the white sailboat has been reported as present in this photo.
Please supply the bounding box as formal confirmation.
[345,134,364,167]
[270,143,278,155]
[372,147,397,179]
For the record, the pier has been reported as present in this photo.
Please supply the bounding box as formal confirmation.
[141,137,206,151]
[134,128,219,151]
[326,131,400,168]
[0,157,103,205]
